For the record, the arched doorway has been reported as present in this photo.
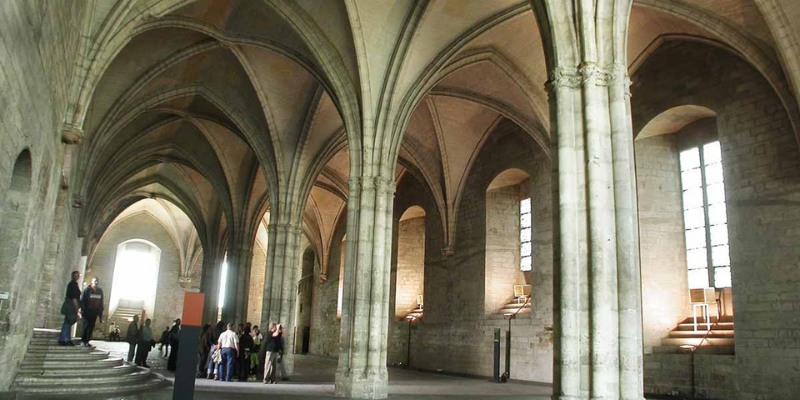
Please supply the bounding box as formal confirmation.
[109,239,162,320]
[0,150,33,329]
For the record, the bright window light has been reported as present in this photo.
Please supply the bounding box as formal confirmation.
[218,257,228,308]
[679,141,731,289]
[520,198,532,272]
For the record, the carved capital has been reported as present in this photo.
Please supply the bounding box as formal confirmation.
[578,62,611,87]
[545,67,581,92]
[62,124,84,145]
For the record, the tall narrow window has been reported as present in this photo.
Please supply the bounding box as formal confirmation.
[679,141,731,288]
[520,198,532,272]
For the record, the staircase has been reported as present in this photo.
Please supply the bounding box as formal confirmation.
[108,306,144,335]
[400,304,424,321]
[497,298,531,316]
[13,329,166,398]
[655,315,735,354]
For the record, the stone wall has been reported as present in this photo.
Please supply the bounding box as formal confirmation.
[634,134,690,351]
[644,353,736,400]
[394,216,425,318]
[309,228,345,357]
[633,40,800,399]
[0,0,86,390]
[390,119,553,382]
[247,241,267,324]
[87,212,191,337]
[484,185,525,314]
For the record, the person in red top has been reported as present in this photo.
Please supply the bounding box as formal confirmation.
[79,277,104,347]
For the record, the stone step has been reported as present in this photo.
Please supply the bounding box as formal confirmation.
[15,369,152,387]
[676,322,734,331]
[652,345,735,355]
[16,364,138,377]
[20,357,124,370]
[23,351,108,362]
[660,337,735,347]
[26,345,93,353]
[15,377,166,398]
[669,329,734,339]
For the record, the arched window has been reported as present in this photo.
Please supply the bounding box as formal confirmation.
[109,239,161,319]
[336,236,346,319]
[680,141,731,288]
[485,168,531,314]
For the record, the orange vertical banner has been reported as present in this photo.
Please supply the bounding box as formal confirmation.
[182,292,205,327]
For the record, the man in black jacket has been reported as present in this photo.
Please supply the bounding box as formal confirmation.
[79,277,104,347]
[58,271,82,346]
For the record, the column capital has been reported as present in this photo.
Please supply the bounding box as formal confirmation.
[62,123,84,144]
[545,63,630,93]
[267,222,303,235]
[350,175,396,194]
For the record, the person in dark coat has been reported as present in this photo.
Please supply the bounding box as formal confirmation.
[167,318,181,371]
[198,324,212,378]
[126,315,140,362]
[79,277,104,347]
[58,271,82,345]
[158,326,170,357]
[238,327,254,381]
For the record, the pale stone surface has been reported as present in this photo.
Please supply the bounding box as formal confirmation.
[4,1,800,399]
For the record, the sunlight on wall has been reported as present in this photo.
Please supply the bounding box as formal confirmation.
[110,240,160,318]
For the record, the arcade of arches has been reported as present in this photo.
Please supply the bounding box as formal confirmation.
[2,1,800,399]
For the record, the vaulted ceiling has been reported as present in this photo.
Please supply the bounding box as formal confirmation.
[71,0,799,268]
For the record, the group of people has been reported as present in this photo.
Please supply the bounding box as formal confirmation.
[198,321,287,384]
[59,271,290,383]
[122,314,159,368]
[58,271,105,348]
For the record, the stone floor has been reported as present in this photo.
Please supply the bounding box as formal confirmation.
[91,340,552,399]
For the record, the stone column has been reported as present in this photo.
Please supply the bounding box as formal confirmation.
[261,222,302,374]
[199,250,221,324]
[223,244,253,324]
[335,176,395,399]
[533,1,644,399]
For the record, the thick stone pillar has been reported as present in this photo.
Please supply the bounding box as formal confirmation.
[223,245,253,324]
[199,251,221,324]
[335,176,395,399]
[261,222,302,374]
[533,1,643,399]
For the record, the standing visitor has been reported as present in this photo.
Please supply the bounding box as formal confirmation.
[237,326,254,381]
[250,326,262,378]
[126,315,140,362]
[136,318,153,367]
[158,326,170,357]
[79,277,104,347]
[216,323,239,382]
[198,324,212,378]
[262,323,283,384]
[58,271,82,346]
[167,318,181,371]
[277,324,289,381]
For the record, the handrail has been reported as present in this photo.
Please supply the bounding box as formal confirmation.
[508,296,531,318]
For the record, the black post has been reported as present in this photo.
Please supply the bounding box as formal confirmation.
[173,325,199,400]
[406,319,412,368]
[505,319,511,380]
[493,328,501,382]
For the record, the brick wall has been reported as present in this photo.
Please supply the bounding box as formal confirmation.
[633,40,800,399]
